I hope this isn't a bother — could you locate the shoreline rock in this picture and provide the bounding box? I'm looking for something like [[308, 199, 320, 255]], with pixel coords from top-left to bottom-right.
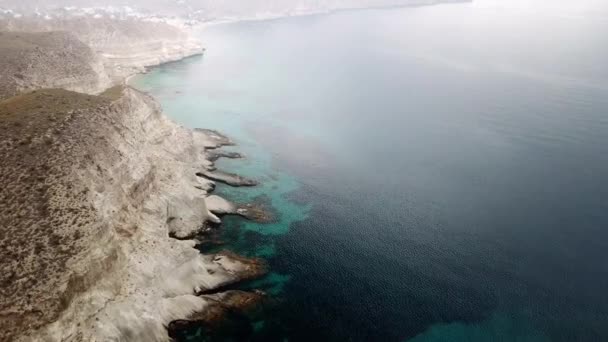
[[197, 170, 259, 187], [206, 150, 244, 162], [195, 128, 235, 147], [206, 195, 274, 223], [167, 290, 267, 341]]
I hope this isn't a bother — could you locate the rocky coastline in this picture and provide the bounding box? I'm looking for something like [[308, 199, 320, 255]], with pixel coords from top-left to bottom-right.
[[0, 16, 269, 342]]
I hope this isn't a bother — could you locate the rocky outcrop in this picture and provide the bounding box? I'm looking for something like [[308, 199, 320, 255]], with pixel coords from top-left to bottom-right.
[[0, 87, 262, 342], [206, 150, 244, 162], [207, 195, 273, 223], [167, 290, 267, 341], [197, 170, 259, 187], [0, 31, 111, 100]]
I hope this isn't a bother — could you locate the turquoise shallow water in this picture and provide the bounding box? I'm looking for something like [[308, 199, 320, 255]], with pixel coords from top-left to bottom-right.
[[132, 53, 310, 297], [132, 2, 608, 341]]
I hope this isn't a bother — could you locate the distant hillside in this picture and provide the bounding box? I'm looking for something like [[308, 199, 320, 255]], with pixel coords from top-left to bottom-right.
[[0, 16, 203, 80], [0, 31, 111, 100]]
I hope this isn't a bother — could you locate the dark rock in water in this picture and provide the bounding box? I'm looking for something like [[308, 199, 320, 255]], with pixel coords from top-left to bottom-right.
[[237, 204, 274, 223], [167, 320, 195, 338], [167, 290, 266, 342], [197, 170, 258, 187], [206, 150, 244, 162], [247, 194, 276, 223], [214, 250, 267, 282]]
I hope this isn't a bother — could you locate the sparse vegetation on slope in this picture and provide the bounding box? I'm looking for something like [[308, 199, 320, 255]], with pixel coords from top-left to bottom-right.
[[0, 89, 112, 341], [0, 16, 203, 80], [0, 31, 111, 101]]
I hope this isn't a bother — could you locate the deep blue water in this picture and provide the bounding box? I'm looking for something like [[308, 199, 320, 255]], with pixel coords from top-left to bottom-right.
[[132, 2, 608, 341]]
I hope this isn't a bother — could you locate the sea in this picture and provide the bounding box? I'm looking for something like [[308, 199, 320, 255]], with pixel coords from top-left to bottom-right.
[[131, 1, 608, 340]]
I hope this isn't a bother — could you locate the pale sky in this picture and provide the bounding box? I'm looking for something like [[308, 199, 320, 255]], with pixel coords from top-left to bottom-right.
[[471, 0, 608, 19]]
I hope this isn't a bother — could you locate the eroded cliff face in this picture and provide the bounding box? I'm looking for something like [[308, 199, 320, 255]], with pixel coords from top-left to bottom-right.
[[0, 87, 263, 342], [0, 31, 112, 100], [0, 17, 203, 81]]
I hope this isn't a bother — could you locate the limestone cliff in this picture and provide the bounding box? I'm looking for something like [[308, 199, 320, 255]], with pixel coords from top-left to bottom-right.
[[0, 31, 111, 101], [0, 87, 263, 341]]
